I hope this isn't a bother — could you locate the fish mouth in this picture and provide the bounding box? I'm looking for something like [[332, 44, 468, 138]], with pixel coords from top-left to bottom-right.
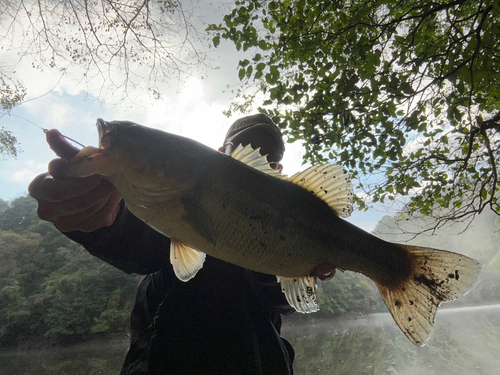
[[96, 118, 116, 149]]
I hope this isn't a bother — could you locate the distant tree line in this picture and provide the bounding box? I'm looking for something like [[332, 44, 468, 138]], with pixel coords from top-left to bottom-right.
[[1, 195, 499, 349], [0, 196, 138, 349], [372, 211, 500, 307]]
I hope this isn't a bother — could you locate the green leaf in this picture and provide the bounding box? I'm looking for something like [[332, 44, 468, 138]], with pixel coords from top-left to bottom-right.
[[211, 0, 500, 224], [213, 35, 220, 47], [239, 59, 250, 67], [246, 65, 253, 78], [258, 40, 270, 50], [238, 68, 245, 80]]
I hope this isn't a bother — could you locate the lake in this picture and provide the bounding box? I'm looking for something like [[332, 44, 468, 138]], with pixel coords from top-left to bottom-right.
[[282, 304, 500, 375], [1, 304, 499, 374]]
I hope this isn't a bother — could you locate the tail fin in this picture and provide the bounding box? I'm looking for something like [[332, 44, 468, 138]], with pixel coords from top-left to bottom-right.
[[375, 245, 481, 347]]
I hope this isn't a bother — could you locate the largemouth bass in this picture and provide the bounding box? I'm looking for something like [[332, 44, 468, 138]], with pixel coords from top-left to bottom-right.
[[60, 119, 481, 347]]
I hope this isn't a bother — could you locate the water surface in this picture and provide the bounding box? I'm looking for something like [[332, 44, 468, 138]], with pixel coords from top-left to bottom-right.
[[283, 304, 500, 375], [0, 339, 128, 375], [1, 305, 499, 374]]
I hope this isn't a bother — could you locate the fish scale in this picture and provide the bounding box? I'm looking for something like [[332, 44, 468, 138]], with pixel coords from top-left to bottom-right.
[[60, 118, 481, 347], [196, 159, 337, 275]]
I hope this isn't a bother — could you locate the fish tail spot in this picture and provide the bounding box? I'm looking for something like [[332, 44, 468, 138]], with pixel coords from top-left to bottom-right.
[[375, 244, 481, 347]]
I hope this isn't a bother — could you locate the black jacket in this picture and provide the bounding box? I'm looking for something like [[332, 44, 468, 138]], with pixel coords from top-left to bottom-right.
[[67, 205, 295, 374]]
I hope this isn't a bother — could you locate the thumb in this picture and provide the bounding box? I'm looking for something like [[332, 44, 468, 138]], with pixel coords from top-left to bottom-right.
[[46, 129, 81, 160]]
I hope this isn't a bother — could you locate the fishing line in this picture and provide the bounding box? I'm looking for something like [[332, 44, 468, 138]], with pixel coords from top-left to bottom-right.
[[9, 114, 86, 149]]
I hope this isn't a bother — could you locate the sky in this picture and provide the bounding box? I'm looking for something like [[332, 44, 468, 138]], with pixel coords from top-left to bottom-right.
[[0, 1, 253, 196], [0, 0, 388, 232]]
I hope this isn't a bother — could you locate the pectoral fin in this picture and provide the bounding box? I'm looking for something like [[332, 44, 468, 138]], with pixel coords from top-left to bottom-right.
[[277, 275, 319, 313], [170, 239, 206, 282], [182, 198, 217, 247]]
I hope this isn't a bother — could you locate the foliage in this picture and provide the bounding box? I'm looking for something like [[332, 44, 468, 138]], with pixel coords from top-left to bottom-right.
[[33, 247, 136, 338], [0, 0, 211, 157], [318, 272, 384, 315], [208, 0, 500, 231], [0, 75, 26, 113], [1, 194, 498, 350], [0, 0, 209, 104], [0, 127, 19, 159], [0, 196, 138, 349], [0, 75, 26, 157], [0, 196, 39, 233]]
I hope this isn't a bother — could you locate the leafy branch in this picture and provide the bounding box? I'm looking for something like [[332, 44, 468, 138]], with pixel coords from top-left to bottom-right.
[[209, 0, 500, 232]]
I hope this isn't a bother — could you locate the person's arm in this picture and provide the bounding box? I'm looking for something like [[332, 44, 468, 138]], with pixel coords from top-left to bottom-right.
[[65, 203, 171, 274], [248, 270, 296, 316]]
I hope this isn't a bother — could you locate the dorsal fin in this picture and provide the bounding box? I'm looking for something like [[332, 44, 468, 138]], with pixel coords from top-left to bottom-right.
[[230, 144, 353, 217], [288, 164, 354, 218], [230, 144, 287, 179]]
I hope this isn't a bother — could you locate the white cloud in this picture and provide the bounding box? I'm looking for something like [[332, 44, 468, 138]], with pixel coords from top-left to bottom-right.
[[0, 158, 49, 200], [21, 94, 94, 132], [0, 159, 46, 182], [0, 0, 313, 215]]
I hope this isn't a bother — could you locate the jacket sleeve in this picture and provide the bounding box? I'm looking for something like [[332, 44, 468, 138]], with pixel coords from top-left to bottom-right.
[[65, 203, 171, 275], [247, 270, 296, 316]]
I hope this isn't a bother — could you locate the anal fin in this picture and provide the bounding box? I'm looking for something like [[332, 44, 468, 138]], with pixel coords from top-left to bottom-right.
[[170, 239, 206, 282], [277, 275, 319, 313]]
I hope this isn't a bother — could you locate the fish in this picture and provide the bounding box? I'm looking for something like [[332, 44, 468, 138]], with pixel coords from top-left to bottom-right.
[[59, 118, 481, 347]]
